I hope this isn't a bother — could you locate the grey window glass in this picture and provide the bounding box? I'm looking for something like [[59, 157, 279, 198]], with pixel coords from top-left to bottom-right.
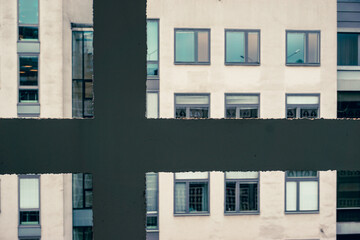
[[175, 31, 195, 62], [225, 182, 236, 211], [84, 174, 93, 189], [197, 31, 209, 62], [84, 99, 94, 117], [338, 91, 360, 118], [174, 183, 186, 213], [239, 183, 258, 211], [226, 107, 236, 118], [146, 216, 158, 229], [84, 82, 93, 99], [226, 32, 245, 63], [175, 108, 186, 118], [19, 0, 38, 24], [73, 174, 84, 208], [20, 56, 38, 86], [189, 182, 208, 213], [19, 26, 38, 41], [19, 89, 38, 103], [147, 21, 158, 61], [72, 32, 83, 79], [85, 191, 93, 208], [84, 32, 94, 79], [308, 33, 319, 63], [248, 32, 259, 63], [337, 171, 360, 208], [73, 227, 92, 240], [146, 174, 158, 212], [287, 33, 305, 63], [286, 171, 317, 177], [189, 107, 208, 118], [72, 81, 83, 117], [225, 94, 260, 118], [338, 33, 358, 66]]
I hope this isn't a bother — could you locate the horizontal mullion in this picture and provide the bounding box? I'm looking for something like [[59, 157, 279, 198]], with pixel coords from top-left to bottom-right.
[[226, 104, 259, 107], [19, 86, 39, 89], [20, 208, 39, 211], [226, 179, 259, 182], [174, 179, 208, 182]]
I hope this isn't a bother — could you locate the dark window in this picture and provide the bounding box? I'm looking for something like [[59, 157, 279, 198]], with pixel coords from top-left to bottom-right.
[[286, 94, 320, 119], [337, 91, 360, 118], [285, 171, 319, 213], [225, 30, 260, 64], [73, 227, 93, 240], [225, 172, 259, 213], [72, 31, 94, 118], [146, 173, 158, 231], [286, 31, 320, 65], [19, 55, 39, 104], [225, 94, 260, 118], [175, 29, 210, 64], [338, 33, 359, 66], [20, 211, 39, 225], [174, 94, 210, 119], [337, 171, 360, 222], [73, 173, 93, 209]]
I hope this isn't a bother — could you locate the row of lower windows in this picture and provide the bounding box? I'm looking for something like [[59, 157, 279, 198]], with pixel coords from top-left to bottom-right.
[[146, 171, 319, 230]]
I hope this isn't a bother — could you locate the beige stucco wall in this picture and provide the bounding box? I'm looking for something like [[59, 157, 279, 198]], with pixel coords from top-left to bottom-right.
[[147, 0, 338, 119], [158, 171, 336, 240], [0, 0, 93, 118]]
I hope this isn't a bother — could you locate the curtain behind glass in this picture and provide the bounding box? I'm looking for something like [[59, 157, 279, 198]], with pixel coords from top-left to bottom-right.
[[175, 183, 186, 213], [20, 178, 39, 209], [338, 33, 358, 66], [286, 182, 297, 211], [73, 174, 84, 208], [146, 174, 157, 212], [299, 181, 318, 210]]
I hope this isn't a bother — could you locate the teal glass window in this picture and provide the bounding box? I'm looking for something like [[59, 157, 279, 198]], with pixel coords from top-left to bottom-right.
[[147, 20, 159, 77], [19, 0, 39, 24], [286, 31, 320, 65], [225, 30, 260, 64]]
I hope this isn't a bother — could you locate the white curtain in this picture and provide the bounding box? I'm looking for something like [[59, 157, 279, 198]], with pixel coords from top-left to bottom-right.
[[175, 183, 186, 213], [175, 95, 209, 105], [20, 178, 39, 209], [226, 95, 259, 105], [146, 93, 158, 118], [226, 171, 259, 179], [287, 96, 319, 104], [175, 172, 208, 180], [286, 182, 297, 211], [299, 181, 318, 211]]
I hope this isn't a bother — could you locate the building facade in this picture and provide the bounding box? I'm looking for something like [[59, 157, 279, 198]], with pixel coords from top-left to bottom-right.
[[0, 173, 93, 240], [0, 0, 94, 118]]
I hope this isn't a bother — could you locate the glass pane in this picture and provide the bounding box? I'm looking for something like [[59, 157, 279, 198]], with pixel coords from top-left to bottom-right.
[[337, 171, 360, 208], [175, 108, 187, 119], [287, 108, 296, 118], [147, 20, 158, 61], [174, 183, 186, 213], [248, 32, 259, 63], [226, 31, 245, 63], [239, 183, 258, 211], [146, 92, 159, 118], [287, 95, 319, 104], [73, 173, 84, 208], [175, 95, 209, 104], [147, 63, 159, 76], [287, 33, 305, 64], [189, 107, 208, 118], [308, 33, 319, 63], [225, 182, 236, 212], [19, 0, 38, 24], [338, 33, 358, 66], [85, 190, 93, 208], [226, 107, 236, 118], [175, 31, 195, 62], [20, 211, 39, 225], [84, 99, 94, 117], [72, 32, 83, 79], [226, 171, 259, 179], [287, 171, 317, 177], [20, 56, 38, 86], [337, 91, 360, 118], [338, 209, 360, 222], [20, 178, 39, 209], [72, 81, 83, 117], [83, 32, 93, 79], [300, 108, 318, 118], [146, 173, 158, 211], [19, 89, 38, 103], [286, 181, 297, 211], [197, 31, 209, 62], [175, 172, 208, 179], [146, 216, 158, 229], [85, 81, 93, 99], [189, 182, 208, 212], [84, 227, 93, 240], [19, 26, 38, 41], [84, 174, 92, 189], [239, 108, 258, 118], [299, 181, 318, 211], [226, 95, 259, 105], [73, 228, 83, 240]]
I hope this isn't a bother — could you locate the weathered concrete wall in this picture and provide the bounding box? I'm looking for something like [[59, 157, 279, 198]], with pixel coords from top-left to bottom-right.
[[158, 171, 337, 240], [147, 0, 338, 119]]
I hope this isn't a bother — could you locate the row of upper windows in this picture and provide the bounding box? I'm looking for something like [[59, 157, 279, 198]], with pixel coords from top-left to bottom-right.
[[145, 171, 319, 230]]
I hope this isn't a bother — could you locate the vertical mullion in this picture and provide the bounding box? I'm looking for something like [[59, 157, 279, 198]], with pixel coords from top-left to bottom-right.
[[296, 181, 300, 211], [245, 31, 248, 63], [186, 107, 190, 119], [305, 32, 309, 64], [195, 31, 198, 63], [236, 107, 240, 119], [186, 182, 189, 213], [236, 181, 240, 212], [82, 32, 85, 117], [82, 173, 85, 209]]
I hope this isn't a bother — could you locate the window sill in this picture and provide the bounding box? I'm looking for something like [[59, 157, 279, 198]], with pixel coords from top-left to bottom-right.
[[146, 229, 159, 233], [224, 211, 260, 216], [286, 63, 320, 67], [338, 66, 360, 71], [174, 62, 210, 66], [225, 63, 260, 66], [174, 213, 210, 217], [285, 211, 319, 214]]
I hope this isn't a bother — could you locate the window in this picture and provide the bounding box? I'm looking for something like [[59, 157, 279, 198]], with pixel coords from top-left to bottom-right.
[[286, 31, 320, 65], [338, 33, 360, 66], [337, 171, 360, 222], [286, 94, 320, 119], [337, 91, 360, 118], [18, 0, 39, 41], [73, 227, 93, 240], [146, 92, 159, 118], [147, 19, 159, 78], [73, 173, 93, 209], [174, 94, 210, 119], [174, 172, 209, 215], [146, 173, 158, 231], [72, 30, 94, 118], [225, 94, 260, 118], [285, 171, 319, 213], [19, 175, 40, 225], [225, 30, 260, 64], [174, 29, 210, 64], [225, 172, 259, 214]]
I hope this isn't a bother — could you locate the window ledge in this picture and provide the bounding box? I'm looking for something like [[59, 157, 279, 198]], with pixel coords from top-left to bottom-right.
[[146, 229, 159, 233], [225, 63, 260, 66], [286, 63, 320, 67], [224, 211, 260, 216], [338, 66, 360, 71], [174, 62, 210, 66], [285, 211, 319, 214], [174, 213, 210, 217]]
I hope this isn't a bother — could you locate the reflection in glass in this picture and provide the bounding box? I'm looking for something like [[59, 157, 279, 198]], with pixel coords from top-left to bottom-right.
[[20, 56, 38, 86], [338, 33, 358, 66], [239, 183, 258, 211], [19, 26, 38, 41], [287, 33, 305, 63], [226, 31, 245, 63], [197, 32, 209, 62], [72, 81, 83, 117], [189, 182, 208, 212], [84, 32, 93, 79], [337, 91, 360, 118], [19, 0, 38, 24], [20, 211, 39, 225], [226, 182, 236, 211], [85, 191, 93, 208], [226, 107, 236, 118], [147, 63, 159, 76], [174, 183, 186, 213], [240, 108, 258, 118], [147, 21, 158, 61], [175, 108, 186, 119], [300, 109, 318, 118], [19, 90, 38, 103], [73, 174, 84, 208], [146, 216, 158, 229], [189, 108, 209, 118], [175, 32, 195, 62], [287, 108, 296, 118]]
